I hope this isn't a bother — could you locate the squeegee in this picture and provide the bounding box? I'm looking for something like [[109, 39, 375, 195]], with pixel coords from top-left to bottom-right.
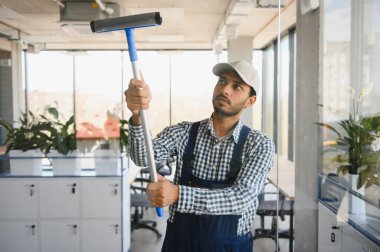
[[90, 13, 163, 217]]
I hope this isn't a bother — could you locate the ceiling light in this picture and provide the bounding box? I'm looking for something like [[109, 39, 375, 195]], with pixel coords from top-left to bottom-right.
[[0, 5, 25, 19]]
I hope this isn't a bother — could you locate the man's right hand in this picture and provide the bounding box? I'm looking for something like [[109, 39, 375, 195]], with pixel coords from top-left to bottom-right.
[[124, 77, 152, 125]]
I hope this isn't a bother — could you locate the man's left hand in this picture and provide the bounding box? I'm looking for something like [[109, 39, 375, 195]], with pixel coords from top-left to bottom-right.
[[147, 174, 179, 207]]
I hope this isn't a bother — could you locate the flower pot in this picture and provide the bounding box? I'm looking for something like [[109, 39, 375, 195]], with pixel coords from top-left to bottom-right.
[[8, 150, 43, 175], [349, 174, 366, 222], [94, 149, 123, 175], [49, 150, 81, 176]]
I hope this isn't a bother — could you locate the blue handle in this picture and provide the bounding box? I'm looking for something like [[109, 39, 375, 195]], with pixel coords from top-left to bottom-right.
[[125, 28, 163, 218], [156, 207, 164, 217], [125, 28, 138, 62]]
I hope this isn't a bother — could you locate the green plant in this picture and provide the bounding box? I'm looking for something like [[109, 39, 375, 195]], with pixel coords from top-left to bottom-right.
[[42, 106, 77, 155], [319, 90, 380, 189], [0, 111, 52, 154], [119, 119, 129, 153]]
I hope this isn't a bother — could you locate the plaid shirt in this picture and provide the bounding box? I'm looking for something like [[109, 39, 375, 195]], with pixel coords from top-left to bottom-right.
[[129, 117, 274, 235]]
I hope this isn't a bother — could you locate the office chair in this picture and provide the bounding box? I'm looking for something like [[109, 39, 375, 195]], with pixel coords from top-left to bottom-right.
[[130, 158, 174, 238], [254, 181, 293, 251]]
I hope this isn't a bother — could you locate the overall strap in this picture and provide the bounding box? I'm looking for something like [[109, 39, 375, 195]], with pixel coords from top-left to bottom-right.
[[182, 121, 201, 166], [227, 125, 251, 181]]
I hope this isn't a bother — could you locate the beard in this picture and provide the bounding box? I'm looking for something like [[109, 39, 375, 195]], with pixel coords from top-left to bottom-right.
[[212, 95, 247, 117]]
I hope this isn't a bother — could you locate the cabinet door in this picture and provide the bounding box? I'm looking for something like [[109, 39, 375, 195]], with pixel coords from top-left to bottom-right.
[[0, 221, 39, 252], [40, 220, 80, 252], [40, 179, 80, 218], [341, 225, 377, 252], [0, 179, 38, 218], [82, 178, 121, 218], [82, 220, 121, 252], [318, 203, 342, 251]]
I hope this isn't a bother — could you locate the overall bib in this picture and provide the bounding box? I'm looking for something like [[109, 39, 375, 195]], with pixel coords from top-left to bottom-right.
[[161, 122, 253, 252]]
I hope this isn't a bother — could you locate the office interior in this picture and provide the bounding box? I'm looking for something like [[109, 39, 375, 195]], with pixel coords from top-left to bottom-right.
[[0, 0, 379, 251]]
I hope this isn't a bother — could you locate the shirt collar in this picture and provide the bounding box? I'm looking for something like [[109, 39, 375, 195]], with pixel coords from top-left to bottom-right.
[[199, 114, 243, 144]]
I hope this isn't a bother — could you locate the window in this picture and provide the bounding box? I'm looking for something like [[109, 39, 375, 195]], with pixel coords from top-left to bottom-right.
[[24, 49, 263, 142], [26, 51, 74, 119]]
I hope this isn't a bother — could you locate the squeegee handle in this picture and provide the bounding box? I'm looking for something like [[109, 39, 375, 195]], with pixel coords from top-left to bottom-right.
[[125, 28, 163, 218]]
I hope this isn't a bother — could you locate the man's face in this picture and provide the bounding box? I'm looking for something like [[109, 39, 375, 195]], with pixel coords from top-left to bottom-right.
[[212, 70, 256, 117]]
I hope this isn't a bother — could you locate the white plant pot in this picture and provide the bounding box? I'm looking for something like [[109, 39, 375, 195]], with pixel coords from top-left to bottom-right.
[[349, 174, 366, 222], [94, 149, 123, 175], [8, 150, 43, 175], [49, 150, 81, 176]]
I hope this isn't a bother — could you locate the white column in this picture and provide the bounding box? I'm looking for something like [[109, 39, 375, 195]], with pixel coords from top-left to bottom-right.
[[227, 36, 257, 128], [294, 0, 321, 251]]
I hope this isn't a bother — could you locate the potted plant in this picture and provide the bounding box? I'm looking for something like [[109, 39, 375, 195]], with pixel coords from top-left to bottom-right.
[[0, 111, 52, 175], [43, 106, 80, 175], [319, 86, 380, 224], [319, 103, 380, 190]]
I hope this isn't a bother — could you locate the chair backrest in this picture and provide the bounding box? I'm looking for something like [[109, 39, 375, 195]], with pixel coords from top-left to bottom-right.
[[320, 173, 348, 209]]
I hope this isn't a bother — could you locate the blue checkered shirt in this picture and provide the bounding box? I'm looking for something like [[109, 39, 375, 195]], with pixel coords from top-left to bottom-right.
[[129, 117, 274, 235]]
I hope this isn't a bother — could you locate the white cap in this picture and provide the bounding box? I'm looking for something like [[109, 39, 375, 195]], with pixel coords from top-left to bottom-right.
[[212, 60, 260, 95]]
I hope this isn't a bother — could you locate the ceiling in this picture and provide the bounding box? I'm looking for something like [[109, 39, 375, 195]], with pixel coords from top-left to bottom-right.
[[0, 0, 296, 51]]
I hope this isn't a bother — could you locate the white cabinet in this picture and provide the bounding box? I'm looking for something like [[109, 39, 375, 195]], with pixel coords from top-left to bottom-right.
[[341, 225, 377, 252], [0, 221, 39, 252], [0, 175, 130, 252], [40, 179, 80, 218], [318, 203, 342, 251], [318, 202, 380, 252], [0, 180, 38, 219], [82, 220, 121, 252], [82, 179, 121, 218], [40, 220, 80, 252]]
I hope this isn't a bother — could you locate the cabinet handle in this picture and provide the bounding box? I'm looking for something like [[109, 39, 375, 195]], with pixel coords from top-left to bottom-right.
[[68, 183, 77, 194], [331, 225, 339, 230], [330, 232, 335, 243], [25, 184, 35, 196], [26, 224, 36, 235], [109, 183, 119, 195], [68, 224, 78, 235], [115, 224, 119, 235]]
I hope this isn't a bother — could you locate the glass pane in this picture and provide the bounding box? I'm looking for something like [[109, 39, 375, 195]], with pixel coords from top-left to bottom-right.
[[123, 51, 170, 137], [253, 50, 263, 131], [263, 46, 275, 139], [27, 51, 74, 118], [279, 35, 290, 157], [170, 51, 217, 124], [75, 51, 122, 145], [321, 0, 380, 246]]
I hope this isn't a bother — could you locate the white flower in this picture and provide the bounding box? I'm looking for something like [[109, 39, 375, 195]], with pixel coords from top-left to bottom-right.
[[371, 134, 380, 152], [358, 82, 373, 101]]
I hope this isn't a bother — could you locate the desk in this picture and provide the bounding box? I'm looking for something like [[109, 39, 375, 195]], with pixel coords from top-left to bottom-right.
[[266, 155, 295, 252]]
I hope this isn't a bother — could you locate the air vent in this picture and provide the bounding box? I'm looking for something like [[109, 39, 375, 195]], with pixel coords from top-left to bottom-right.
[[60, 1, 119, 22], [60, 1, 120, 35]]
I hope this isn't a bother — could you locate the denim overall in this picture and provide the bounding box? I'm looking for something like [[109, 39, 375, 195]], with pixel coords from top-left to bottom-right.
[[161, 122, 253, 252]]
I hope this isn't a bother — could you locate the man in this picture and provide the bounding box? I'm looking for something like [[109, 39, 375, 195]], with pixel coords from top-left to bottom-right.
[[125, 60, 274, 251]]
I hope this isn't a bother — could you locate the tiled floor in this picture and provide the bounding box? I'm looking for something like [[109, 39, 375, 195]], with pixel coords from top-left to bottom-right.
[[130, 207, 291, 252]]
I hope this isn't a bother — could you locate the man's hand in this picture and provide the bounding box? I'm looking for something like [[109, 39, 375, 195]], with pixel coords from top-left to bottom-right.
[[147, 174, 179, 207], [124, 75, 152, 125]]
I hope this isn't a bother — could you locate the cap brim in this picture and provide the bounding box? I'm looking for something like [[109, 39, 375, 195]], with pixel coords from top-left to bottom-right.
[[212, 63, 251, 87]]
